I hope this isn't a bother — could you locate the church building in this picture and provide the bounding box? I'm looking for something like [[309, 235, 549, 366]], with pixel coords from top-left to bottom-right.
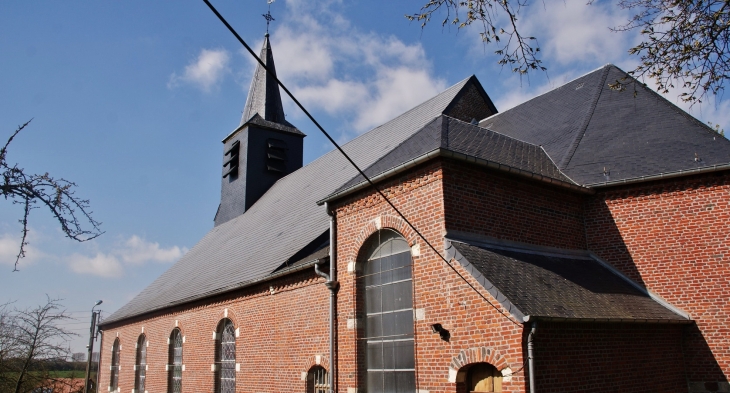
[[97, 32, 730, 393]]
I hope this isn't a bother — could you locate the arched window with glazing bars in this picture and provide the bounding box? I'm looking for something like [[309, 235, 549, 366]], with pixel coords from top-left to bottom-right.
[[109, 338, 120, 392], [215, 319, 236, 393], [360, 229, 415, 393], [168, 328, 183, 393], [134, 334, 147, 393], [306, 365, 329, 393]]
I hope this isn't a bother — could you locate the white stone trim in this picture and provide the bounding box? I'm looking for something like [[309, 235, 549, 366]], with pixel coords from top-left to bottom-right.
[[414, 308, 426, 321], [411, 243, 421, 257]]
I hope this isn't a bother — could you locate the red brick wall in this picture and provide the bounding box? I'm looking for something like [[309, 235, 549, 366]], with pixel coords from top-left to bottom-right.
[[441, 160, 587, 250], [333, 159, 528, 393], [97, 269, 330, 393], [585, 172, 730, 390], [534, 322, 687, 393]]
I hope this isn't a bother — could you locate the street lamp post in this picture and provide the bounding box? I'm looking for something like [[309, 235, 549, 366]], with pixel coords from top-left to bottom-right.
[[84, 300, 102, 393]]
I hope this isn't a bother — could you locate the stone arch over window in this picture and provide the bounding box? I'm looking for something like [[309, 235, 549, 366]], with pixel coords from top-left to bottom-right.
[[214, 318, 236, 393], [355, 215, 419, 252], [134, 334, 147, 393], [109, 338, 120, 392], [448, 347, 512, 390], [167, 328, 183, 393], [357, 229, 415, 393], [306, 365, 329, 393]]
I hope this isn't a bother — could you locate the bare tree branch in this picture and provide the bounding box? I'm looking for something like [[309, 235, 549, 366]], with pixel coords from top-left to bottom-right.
[[1, 120, 103, 271], [405, 0, 545, 76], [407, 0, 730, 105]]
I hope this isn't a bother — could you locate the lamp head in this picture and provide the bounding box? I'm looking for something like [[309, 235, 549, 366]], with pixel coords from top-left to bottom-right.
[[95, 300, 103, 306]]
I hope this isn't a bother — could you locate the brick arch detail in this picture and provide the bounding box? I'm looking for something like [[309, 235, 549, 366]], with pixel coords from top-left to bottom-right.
[[447, 346, 510, 383], [214, 308, 240, 333], [354, 215, 419, 253], [301, 354, 330, 373]]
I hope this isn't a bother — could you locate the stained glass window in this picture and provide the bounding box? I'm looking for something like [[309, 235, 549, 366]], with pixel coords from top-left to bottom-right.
[[168, 328, 183, 393], [109, 338, 120, 392], [362, 230, 415, 393], [135, 335, 147, 392], [215, 319, 236, 393]]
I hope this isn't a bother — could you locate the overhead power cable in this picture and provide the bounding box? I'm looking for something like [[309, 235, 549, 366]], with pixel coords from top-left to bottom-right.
[[201, 0, 522, 328]]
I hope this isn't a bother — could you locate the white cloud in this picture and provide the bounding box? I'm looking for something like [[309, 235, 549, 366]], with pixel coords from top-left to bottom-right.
[[169, 48, 231, 92], [0, 232, 44, 268], [259, 4, 446, 135], [522, 0, 637, 67], [66, 235, 187, 278], [119, 235, 186, 265], [68, 253, 123, 278]]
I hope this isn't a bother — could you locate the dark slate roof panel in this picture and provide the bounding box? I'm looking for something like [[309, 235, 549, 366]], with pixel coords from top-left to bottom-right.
[[244, 113, 305, 136], [335, 115, 573, 193], [103, 76, 478, 324], [566, 66, 730, 184], [481, 64, 730, 185], [241, 34, 287, 126], [450, 240, 686, 321]]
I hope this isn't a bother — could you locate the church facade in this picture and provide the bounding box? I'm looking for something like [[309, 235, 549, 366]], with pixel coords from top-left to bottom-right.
[[97, 34, 730, 393]]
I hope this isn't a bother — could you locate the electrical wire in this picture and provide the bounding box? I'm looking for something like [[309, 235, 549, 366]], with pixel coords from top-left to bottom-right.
[[201, 0, 523, 329]]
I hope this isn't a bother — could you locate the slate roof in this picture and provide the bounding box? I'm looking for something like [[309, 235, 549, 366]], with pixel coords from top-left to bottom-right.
[[445, 238, 688, 322], [240, 34, 290, 127], [102, 76, 486, 325], [328, 115, 576, 199], [480, 64, 730, 185]]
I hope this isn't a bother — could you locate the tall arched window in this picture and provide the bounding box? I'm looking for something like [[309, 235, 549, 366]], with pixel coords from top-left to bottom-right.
[[215, 319, 236, 393], [134, 334, 147, 393], [109, 338, 120, 392], [467, 363, 502, 392], [168, 328, 183, 393], [361, 229, 415, 393]]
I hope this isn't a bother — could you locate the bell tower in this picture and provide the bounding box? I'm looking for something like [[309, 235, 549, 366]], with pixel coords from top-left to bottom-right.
[[214, 33, 305, 227]]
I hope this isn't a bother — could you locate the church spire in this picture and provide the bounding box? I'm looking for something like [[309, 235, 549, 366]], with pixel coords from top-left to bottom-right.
[[240, 34, 286, 127]]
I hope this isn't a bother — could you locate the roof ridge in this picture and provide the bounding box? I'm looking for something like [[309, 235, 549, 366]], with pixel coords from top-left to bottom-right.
[[481, 64, 612, 123], [445, 114, 545, 149], [558, 65, 611, 169]]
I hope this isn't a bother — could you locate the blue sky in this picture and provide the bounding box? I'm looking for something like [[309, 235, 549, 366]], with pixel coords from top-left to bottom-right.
[[1, 0, 728, 354]]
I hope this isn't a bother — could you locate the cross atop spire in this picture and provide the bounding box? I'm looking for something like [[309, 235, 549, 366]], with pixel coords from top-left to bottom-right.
[[263, 0, 275, 35]]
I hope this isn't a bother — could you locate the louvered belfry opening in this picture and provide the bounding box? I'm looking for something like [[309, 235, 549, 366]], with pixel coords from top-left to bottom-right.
[[214, 32, 304, 227]]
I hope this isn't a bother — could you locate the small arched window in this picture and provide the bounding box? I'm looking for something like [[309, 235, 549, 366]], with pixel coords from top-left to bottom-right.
[[168, 328, 183, 393], [306, 365, 329, 393], [134, 334, 147, 393], [215, 319, 236, 393], [109, 338, 120, 392], [360, 229, 415, 393], [467, 363, 502, 392]]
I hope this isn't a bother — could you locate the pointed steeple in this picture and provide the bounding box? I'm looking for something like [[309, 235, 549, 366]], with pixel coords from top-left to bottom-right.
[[240, 33, 286, 126]]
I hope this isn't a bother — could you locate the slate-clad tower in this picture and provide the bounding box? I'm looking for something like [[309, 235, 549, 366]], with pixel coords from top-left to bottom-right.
[[215, 33, 305, 227]]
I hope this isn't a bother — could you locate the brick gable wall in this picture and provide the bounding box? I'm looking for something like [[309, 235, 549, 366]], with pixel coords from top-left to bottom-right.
[[332, 159, 528, 393], [585, 172, 730, 392]]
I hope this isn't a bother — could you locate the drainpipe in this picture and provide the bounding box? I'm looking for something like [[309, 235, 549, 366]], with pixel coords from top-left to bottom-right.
[[527, 321, 537, 393], [320, 202, 338, 393]]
